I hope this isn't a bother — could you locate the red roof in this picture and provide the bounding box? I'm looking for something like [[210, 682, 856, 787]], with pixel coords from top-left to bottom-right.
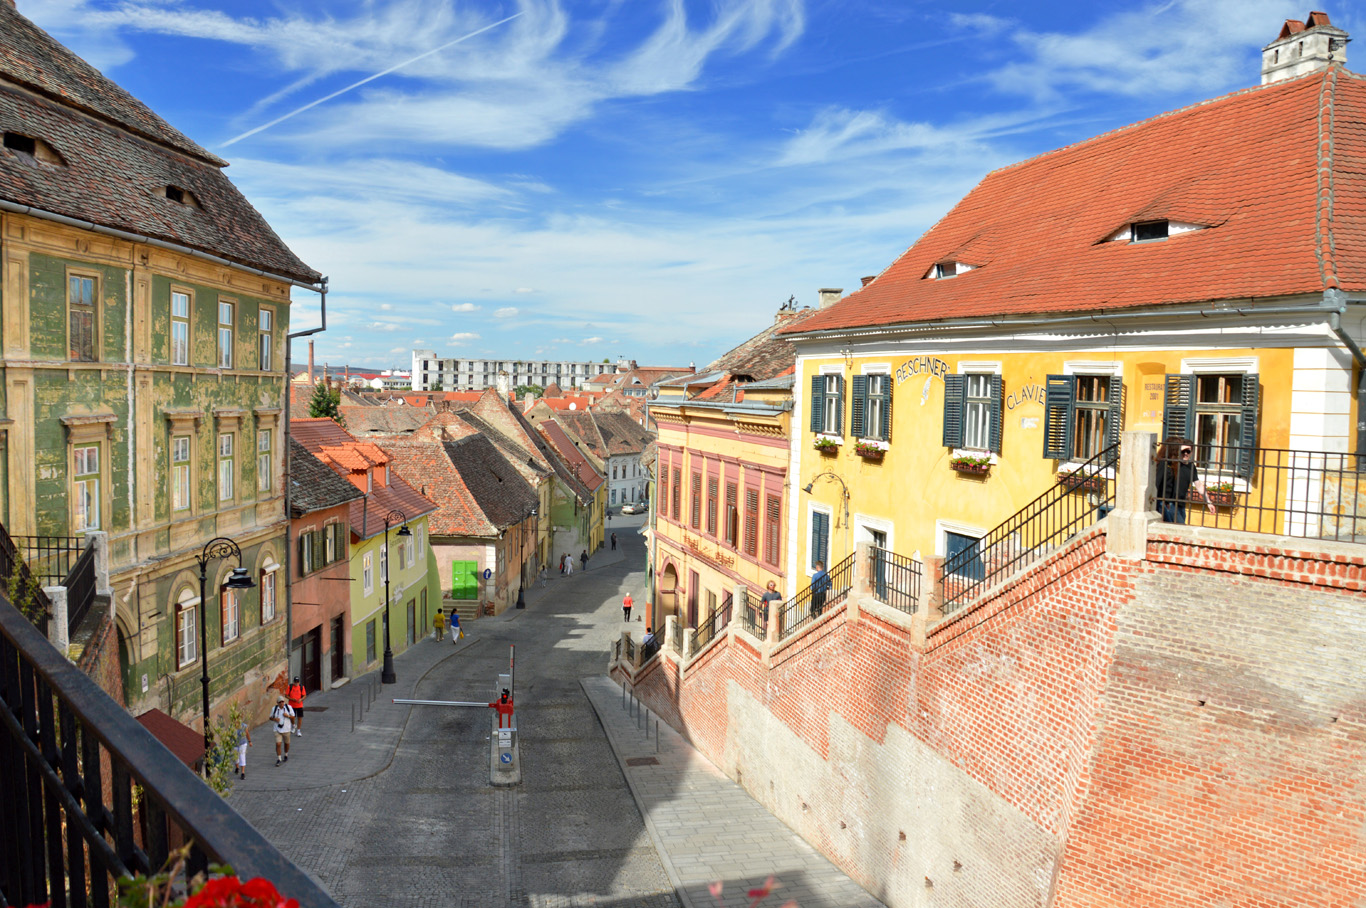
[[788, 68, 1366, 336], [136, 709, 205, 768]]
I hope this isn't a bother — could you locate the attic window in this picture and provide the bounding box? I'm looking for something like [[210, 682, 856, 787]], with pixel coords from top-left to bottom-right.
[[4, 132, 65, 166], [1131, 220, 1169, 242], [164, 185, 202, 209], [927, 261, 975, 280]]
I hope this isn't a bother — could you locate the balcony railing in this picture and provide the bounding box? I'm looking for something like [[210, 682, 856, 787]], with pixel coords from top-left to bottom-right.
[[1156, 445, 1365, 542], [0, 526, 52, 629], [64, 544, 98, 637], [942, 442, 1119, 615], [777, 553, 854, 640], [13, 536, 86, 586], [691, 595, 731, 651], [0, 596, 341, 908], [738, 587, 767, 637], [868, 546, 921, 614]]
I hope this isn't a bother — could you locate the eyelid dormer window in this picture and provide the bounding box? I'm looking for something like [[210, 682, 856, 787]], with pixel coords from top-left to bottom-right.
[[164, 185, 202, 209], [4, 132, 65, 166], [928, 261, 977, 280], [1131, 220, 1169, 242]]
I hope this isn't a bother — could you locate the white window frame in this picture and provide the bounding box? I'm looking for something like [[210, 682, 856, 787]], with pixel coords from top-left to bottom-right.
[[954, 361, 1002, 462], [416, 524, 425, 558], [1179, 356, 1260, 490], [380, 545, 388, 584], [363, 551, 374, 595], [1059, 360, 1123, 474], [217, 300, 234, 369], [218, 433, 234, 502], [260, 561, 280, 623], [170, 290, 191, 366], [73, 444, 100, 531], [934, 518, 987, 559], [257, 428, 272, 493], [220, 586, 239, 644], [172, 435, 192, 512], [258, 306, 274, 371], [859, 364, 892, 443], [176, 590, 199, 669]]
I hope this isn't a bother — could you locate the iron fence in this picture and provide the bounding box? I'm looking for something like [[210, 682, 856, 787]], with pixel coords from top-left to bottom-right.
[[0, 526, 52, 629], [623, 635, 636, 663], [868, 547, 921, 614], [739, 587, 768, 637], [0, 596, 341, 908], [777, 553, 854, 640], [1155, 445, 1365, 543], [613, 638, 621, 662], [64, 544, 98, 638], [14, 536, 86, 585], [690, 595, 731, 652], [942, 442, 1119, 615]]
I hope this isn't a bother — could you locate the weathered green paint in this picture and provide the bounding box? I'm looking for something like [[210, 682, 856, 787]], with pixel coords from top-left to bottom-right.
[[348, 515, 437, 673], [28, 253, 128, 362]]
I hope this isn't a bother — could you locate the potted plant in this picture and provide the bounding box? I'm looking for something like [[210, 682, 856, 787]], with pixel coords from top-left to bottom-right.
[[949, 453, 991, 474], [1195, 481, 1238, 507], [854, 439, 888, 460], [813, 435, 839, 455], [1058, 470, 1105, 494]]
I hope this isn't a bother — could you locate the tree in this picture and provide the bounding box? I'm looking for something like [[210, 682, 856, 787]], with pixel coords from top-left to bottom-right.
[[308, 380, 344, 425], [514, 384, 544, 397]]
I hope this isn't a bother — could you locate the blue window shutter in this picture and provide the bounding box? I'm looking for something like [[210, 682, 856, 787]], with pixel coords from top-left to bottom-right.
[[833, 377, 844, 436], [1162, 374, 1196, 441], [988, 374, 1004, 454], [1042, 375, 1074, 460], [879, 379, 893, 442], [850, 375, 868, 439], [811, 512, 829, 567], [1105, 375, 1124, 450], [942, 374, 965, 448], [1236, 374, 1260, 478], [810, 375, 825, 433]]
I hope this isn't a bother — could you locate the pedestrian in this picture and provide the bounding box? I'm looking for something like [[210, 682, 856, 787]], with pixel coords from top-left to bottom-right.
[[234, 717, 251, 781], [559, 553, 566, 574], [286, 676, 307, 736], [270, 695, 294, 766], [565, 554, 574, 576], [760, 579, 782, 625], [623, 592, 633, 622], [433, 608, 446, 642], [580, 550, 588, 572], [611, 532, 617, 551], [810, 561, 831, 619], [641, 626, 658, 660], [1155, 436, 1216, 524], [450, 611, 463, 643]]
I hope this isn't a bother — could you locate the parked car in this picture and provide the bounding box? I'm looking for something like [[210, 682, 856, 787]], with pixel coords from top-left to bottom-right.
[[620, 502, 643, 515]]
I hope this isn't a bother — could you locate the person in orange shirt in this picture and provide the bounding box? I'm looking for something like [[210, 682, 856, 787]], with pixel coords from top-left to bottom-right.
[[622, 592, 633, 622], [286, 676, 307, 736]]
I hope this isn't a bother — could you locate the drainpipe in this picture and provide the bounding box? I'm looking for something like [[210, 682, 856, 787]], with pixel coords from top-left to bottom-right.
[[283, 281, 329, 674], [1325, 293, 1366, 455]]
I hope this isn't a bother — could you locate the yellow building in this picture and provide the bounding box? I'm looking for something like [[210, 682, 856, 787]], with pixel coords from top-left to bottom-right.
[[649, 311, 815, 630], [781, 56, 1366, 613]]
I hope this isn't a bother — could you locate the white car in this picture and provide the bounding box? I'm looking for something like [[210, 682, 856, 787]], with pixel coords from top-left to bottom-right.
[[620, 502, 643, 515]]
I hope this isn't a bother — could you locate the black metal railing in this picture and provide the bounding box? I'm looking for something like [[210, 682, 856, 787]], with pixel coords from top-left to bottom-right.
[[14, 536, 86, 585], [778, 553, 854, 640], [691, 595, 731, 651], [868, 547, 921, 614], [0, 596, 341, 908], [64, 544, 98, 637], [613, 638, 621, 662], [623, 635, 636, 663], [0, 526, 52, 629], [1155, 445, 1365, 543], [739, 587, 768, 637], [943, 442, 1119, 615]]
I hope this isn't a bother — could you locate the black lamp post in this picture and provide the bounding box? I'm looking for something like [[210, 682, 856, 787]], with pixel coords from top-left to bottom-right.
[[381, 509, 410, 684], [195, 536, 255, 752]]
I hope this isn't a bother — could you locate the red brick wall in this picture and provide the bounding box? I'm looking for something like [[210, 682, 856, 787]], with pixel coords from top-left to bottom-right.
[[77, 610, 125, 707]]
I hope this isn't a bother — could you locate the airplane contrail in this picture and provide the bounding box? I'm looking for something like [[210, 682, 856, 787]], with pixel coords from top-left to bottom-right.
[[220, 11, 523, 148]]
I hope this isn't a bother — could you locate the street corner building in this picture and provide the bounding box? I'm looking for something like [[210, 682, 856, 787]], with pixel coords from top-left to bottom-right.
[[0, 1, 324, 730]]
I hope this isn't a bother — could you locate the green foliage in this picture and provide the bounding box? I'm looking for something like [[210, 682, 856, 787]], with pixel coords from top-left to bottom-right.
[[7, 566, 48, 626], [514, 384, 544, 397], [204, 702, 246, 798], [307, 381, 344, 426]]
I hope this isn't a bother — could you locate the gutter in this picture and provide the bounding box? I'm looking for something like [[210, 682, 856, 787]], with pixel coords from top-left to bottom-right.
[[1325, 290, 1366, 454]]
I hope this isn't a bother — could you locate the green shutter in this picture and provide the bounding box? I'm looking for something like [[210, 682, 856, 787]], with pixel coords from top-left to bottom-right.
[[988, 374, 1004, 454], [942, 374, 965, 448], [810, 375, 826, 433], [1105, 375, 1124, 451], [811, 512, 830, 567], [1043, 375, 1075, 460], [1236, 374, 1260, 478], [832, 376, 844, 436], [880, 379, 893, 442], [1162, 374, 1196, 441], [850, 375, 868, 439]]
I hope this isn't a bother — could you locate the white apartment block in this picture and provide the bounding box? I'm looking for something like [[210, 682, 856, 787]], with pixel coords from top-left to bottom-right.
[[411, 350, 615, 392]]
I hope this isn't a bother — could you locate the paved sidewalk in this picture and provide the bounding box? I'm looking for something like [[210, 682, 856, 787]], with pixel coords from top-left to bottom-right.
[[581, 676, 885, 908]]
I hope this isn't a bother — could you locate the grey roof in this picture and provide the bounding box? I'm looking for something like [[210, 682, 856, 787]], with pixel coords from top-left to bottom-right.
[[289, 439, 364, 517], [741, 374, 796, 390]]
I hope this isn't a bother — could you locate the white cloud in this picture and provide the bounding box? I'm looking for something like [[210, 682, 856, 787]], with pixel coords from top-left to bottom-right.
[[451, 303, 480, 313], [449, 332, 480, 344], [580, 336, 604, 345], [495, 307, 520, 319], [379, 303, 393, 311], [514, 287, 535, 294]]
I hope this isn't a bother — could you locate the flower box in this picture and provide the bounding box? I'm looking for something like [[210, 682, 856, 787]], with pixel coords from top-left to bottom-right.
[[854, 441, 887, 459], [950, 457, 991, 474], [1058, 472, 1105, 494], [813, 436, 840, 455], [1192, 486, 1238, 508]]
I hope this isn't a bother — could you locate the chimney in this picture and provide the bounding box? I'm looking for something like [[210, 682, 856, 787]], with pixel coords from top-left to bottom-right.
[[860, 275, 876, 287], [818, 288, 844, 309], [308, 340, 315, 384], [1262, 11, 1348, 84]]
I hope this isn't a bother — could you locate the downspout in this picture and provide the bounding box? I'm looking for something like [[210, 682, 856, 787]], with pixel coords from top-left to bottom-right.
[[283, 280, 328, 673], [1326, 299, 1366, 455]]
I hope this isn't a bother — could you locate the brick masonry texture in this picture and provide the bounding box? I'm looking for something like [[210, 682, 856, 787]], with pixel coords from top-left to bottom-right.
[[616, 525, 1366, 908]]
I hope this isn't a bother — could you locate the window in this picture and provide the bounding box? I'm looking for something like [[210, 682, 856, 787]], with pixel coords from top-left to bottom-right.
[[258, 307, 273, 371], [764, 494, 781, 567], [366, 619, 376, 663], [406, 531, 415, 568], [852, 374, 893, 441], [945, 530, 984, 581], [217, 300, 234, 369], [935, 262, 957, 279], [1163, 372, 1260, 477], [176, 591, 198, 669], [362, 552, 374, 595], [1042, 374, 1123, 461], [171, 291, 190, 366], [68, 274, 96, 362], [257, 429, 272, 493], [705, 589, 717, 618], [172, 435, 191, 512], [744, 488, 759, 557], [260, 568, 276, 623], [809, 510, 830, 571], [218, 433, 234, 501], [1131, 220, 1169, 242], [73, 445, 99, 531], [451, 560, 479, 599], [943, 373, 1002, 453], [221, 587, 239, 644], [706, 477, 718, 536], [416, 524, 425, 558], [324, 522, 337, 565], [809, 374, 844, 435], [671, 467, 681, 521], [724, 482, 739, 547], [690, 472, 702, 529], [611, 489, 617, 505], [380, 546, 388, 584]]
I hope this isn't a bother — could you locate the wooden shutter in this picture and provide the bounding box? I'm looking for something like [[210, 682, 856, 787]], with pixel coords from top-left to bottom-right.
[[811, 511, 830, 567], [1236, 374, 1261, 478], [690, 472, 702, 529], [988, 374, 1004, 454], [1162, 374, 1196, 441], [850, 375, 868, 439], [744, 489, 759, 556], [706, 477, 718, 536], [810, 375, 826, 433], [725, 483, 738, 547], [1105, 375, 1124, 451], [877, 376, 893, 442], [942, 374, 965, 448], [764, 494, 781, 566], [1042, 375, 1075, 460], [832, 376, 844, 436]]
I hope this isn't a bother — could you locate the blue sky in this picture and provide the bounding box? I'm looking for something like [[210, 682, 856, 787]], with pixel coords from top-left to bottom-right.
[[23, 0, 1359, 372]]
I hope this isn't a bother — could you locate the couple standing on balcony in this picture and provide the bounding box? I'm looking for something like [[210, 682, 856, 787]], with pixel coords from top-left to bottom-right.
[[1156, 438, 1218, 525]]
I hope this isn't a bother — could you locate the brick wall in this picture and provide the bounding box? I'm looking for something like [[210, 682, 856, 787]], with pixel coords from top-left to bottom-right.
[[77, 611, 125, 708], [617, 525, 1366, 908]]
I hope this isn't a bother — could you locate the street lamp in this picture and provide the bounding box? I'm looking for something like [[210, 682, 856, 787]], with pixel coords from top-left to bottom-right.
[[195, 536, 255, 752], [381, 509, 410, 684], [802, 471, 852, 556]]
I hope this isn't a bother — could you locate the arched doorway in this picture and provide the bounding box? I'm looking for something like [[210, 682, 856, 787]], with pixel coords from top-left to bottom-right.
[[657, 564, 678, 625]]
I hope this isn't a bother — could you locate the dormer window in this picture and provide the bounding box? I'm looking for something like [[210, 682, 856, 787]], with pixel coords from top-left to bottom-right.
[[928, 261, 976, 280], [4, 132, 65, 166], [1131, 220, 1169, 242], [163, 185, 202, 209]]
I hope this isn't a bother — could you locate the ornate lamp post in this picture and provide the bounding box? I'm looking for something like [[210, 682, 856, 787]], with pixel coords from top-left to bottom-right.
[[195, 537, 255, 752], [381, 509, 410, 684]]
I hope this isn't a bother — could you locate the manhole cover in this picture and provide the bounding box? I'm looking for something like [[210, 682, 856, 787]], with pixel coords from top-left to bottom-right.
[[625, 757, 659, 767]]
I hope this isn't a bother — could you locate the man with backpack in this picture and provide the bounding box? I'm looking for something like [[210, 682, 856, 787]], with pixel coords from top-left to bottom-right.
[[271, 694, 295, 766], [286, 676, 307, 736]]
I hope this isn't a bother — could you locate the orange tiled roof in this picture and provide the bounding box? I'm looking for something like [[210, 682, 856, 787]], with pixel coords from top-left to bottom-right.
[[787, 68, 1366, 336]]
